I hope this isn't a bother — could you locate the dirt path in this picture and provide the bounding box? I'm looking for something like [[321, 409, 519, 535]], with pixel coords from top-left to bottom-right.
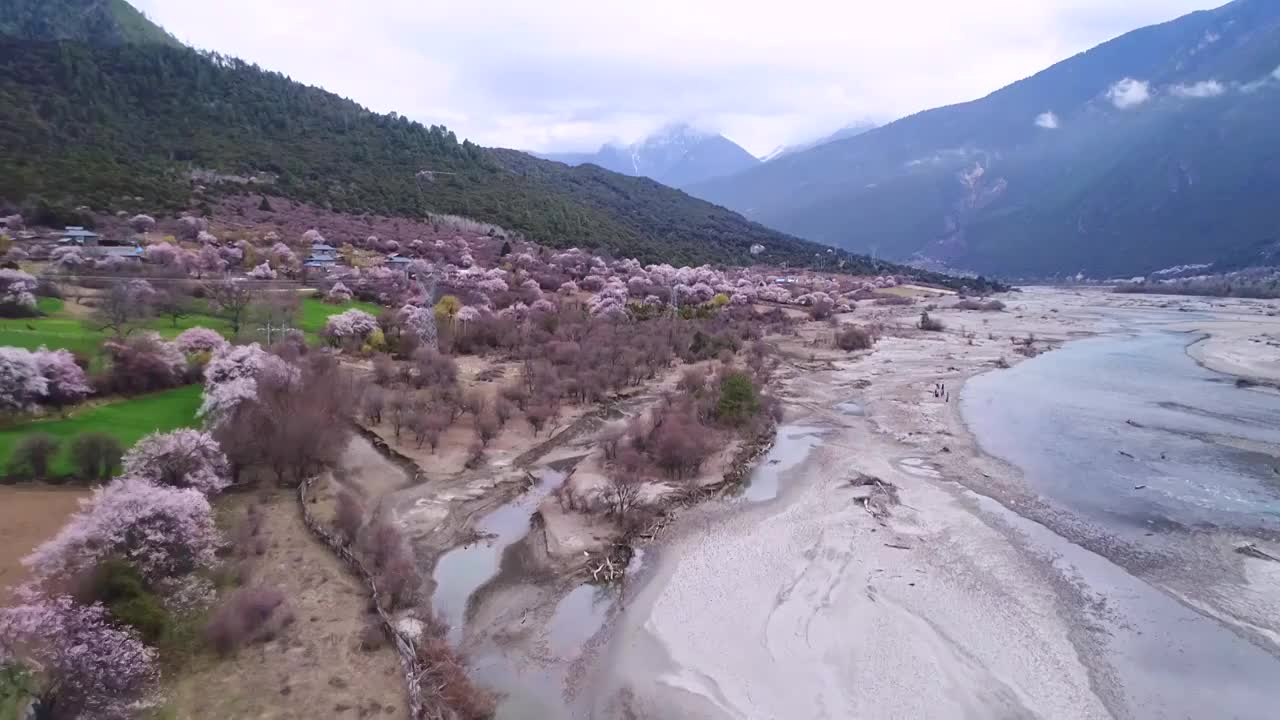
[[0, 484, 87, 604], [167, 489, 408, 720]]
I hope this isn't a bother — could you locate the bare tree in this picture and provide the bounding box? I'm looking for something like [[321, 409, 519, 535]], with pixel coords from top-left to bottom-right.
[[606, 469, 643, 518], [95, 280, 152, 337], [362, 385, 386, 425], [475, 410, 499, 447], [462, 389, 488, 419], [153, 285, 194, 328], [387, 393, 410, 440], [205, 279, 258, 337], [492, 396, 514, 427], [220, 354, 359, 485]]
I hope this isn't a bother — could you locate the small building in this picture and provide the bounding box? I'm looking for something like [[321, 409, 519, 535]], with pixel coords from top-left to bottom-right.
[[59, 226, 100, 246], [84, 244, 143, 261], [386, 254, 412, 274], [305, 240, 339, 270]]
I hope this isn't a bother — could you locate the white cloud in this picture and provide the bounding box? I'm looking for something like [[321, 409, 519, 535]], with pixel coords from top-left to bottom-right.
[[1170, 79, 1225, 98], [132, 0, 1219, 154], [1107, 78, 1152, 109], [1034, 111, 1060, 129], [1274, 65, 1280, 80]]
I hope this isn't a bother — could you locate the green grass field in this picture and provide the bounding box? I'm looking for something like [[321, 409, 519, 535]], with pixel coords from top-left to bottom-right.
[[0, 384, 203, 478], [0, 294, 382, 359], [0, 291, 382, 478]]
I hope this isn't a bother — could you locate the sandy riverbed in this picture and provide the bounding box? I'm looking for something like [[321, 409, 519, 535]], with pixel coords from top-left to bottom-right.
[[580, 287, 1280, 720]]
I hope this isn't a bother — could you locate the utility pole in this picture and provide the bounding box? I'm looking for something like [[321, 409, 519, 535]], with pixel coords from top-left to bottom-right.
[[258, 323, 293, 345], [414, 264, 440, 350]]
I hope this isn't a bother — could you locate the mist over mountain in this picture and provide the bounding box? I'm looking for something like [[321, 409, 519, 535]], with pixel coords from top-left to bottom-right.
[[761, 120, 879, 162], [537, 124, 761, 188], [688, 0, 1280, 278]]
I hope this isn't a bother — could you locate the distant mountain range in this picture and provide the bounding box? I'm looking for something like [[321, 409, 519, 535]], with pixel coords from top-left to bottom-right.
[[688, 0, 1280, 278], [536, 124, 760, 188]]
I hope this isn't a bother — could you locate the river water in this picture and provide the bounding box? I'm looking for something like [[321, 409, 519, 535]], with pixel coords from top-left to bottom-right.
[[960, 317, 1280, 718], [962, 327, 1280, 538]]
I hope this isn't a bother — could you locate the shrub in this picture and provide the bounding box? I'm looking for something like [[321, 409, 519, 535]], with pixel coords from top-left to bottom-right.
[[433, 295, 462, 323], [917, 311, 945, 331], [414, 630, 495, 720], [808, 297, 834, 320], [70, 432, 124, 482], [100, 333, 186, 396], [82, 558, 171, 645], [715, 372, 759, 427], [835, 325, 876, 351], [678, 366, 708, 394], [334, 490, 364, 544], [10, 433, 59, 479], [955, 298, 1005, 311], [205, 587, 292, 656], [650, 407, 715, 478]]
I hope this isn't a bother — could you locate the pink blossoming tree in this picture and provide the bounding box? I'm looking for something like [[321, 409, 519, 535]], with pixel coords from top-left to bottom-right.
[[0, 595, 158, 720], [174, 327, 229, 355], [321, 309, 378, 345], [121, 429, 230, 495], [24, 476, 220, 584], [0, 347, 48, 412], [34, 348, 91, 412]]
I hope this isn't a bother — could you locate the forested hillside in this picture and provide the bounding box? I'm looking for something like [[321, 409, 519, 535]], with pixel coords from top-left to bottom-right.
[[0, 3, 991, 286], [0, 0, 178, 46]]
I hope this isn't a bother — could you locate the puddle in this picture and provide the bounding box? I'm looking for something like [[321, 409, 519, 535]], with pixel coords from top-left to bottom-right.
[[742, 425, 825, 502], [895, 457, 942, 478], [432, 470, 565, 645], [836, 401, 866, 416], [546, 584, 614, 658]]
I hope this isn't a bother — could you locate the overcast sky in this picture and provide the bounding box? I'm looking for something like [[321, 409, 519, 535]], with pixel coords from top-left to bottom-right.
[[133, 0, 1221, 156]]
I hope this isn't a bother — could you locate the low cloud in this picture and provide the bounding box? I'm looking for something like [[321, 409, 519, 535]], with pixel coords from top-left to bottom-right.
[[1274, 64, 1280, 80], [133, 0, 1223, 154], [1170, 79, 1225, 98], [1034, 111, 1060, 129], [1107, 78, 1151, 109]]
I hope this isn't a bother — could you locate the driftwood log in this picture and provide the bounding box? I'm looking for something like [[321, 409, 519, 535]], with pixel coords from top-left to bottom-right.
[[849, 473, 900, 521], [1236, 543, 1280, 562]]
